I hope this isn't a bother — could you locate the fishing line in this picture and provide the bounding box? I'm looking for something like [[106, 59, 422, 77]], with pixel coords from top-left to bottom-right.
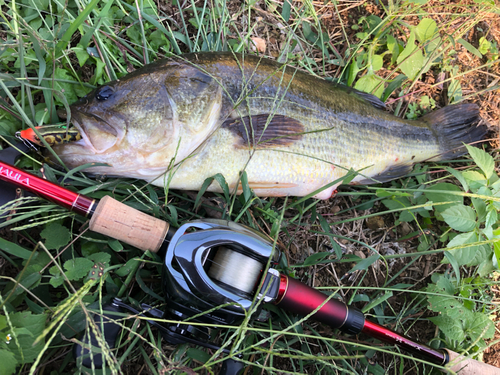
[[206, 246, 263, 295]]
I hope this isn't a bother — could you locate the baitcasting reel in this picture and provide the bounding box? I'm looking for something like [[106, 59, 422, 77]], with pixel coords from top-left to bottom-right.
[[163, 219, 281, 325], [75, 219, 281, 373]]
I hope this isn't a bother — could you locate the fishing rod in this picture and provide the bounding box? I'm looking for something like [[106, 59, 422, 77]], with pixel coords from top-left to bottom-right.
[[0, 159, 498, 374]]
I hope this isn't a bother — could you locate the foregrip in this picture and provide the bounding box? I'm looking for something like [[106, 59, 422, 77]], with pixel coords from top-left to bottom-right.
[[89, 195, 169, 252]]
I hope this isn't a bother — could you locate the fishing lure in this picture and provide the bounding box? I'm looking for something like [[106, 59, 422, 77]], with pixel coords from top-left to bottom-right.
[[17, 125, 81, 148]]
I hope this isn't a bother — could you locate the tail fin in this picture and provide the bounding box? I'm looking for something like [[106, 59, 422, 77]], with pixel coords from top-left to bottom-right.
[[423, 104, 487, 160]]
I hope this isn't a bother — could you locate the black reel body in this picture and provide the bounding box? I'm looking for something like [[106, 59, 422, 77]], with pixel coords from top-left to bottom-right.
[[162, 219, 281, 326]]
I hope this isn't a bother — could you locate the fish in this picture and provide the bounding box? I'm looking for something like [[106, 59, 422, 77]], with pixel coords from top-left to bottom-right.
[[48, 52, 486, 199]]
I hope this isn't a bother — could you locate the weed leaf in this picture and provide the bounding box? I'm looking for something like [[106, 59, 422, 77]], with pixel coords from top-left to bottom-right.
[[428, 315, 465, 342], [465, 145, 495, 179], [40, 222, 71, 250], [397, 30, 424, 80], [64, 258, 94, 280], [354, 72, 384, 98], [446, 232, 491, 266], [441, 205, 476, 232], [465, 312, 496, 341], [445, 167, 469, 192], [423, 183, 463, 213], [9, 311, 47, 363], [415, 19, 437, 43], [0, 349, 17, 375]]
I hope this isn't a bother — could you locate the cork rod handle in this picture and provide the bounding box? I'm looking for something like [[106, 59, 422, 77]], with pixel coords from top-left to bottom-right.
[[89, 196, 169, 252], [444, 349, 500, 374]]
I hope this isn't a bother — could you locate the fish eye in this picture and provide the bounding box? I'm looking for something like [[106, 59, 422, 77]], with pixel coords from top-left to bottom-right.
[[95, 86, 114, 101]]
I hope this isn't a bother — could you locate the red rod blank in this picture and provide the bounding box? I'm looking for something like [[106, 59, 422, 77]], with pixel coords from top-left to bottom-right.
[[0, 161, 95, 217]]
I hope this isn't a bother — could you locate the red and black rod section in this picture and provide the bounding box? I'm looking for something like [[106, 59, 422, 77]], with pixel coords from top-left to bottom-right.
[[274, 274, 448, 365], [0, 160, 171, 252]]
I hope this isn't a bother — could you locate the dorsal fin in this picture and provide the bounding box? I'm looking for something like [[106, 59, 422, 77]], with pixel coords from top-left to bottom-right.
[[336, 84, 386, 110], [222, 114, 304, 149]]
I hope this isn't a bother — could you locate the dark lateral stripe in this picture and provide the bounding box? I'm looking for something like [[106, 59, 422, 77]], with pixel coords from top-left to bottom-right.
[[223, 114, 304, 148]]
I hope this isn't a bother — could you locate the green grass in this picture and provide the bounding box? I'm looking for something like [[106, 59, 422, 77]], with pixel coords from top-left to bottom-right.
[[1, 0, 499, 374]]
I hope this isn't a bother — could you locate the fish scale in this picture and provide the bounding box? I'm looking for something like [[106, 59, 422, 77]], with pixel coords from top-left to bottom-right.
[[42, 52, 486, 199]]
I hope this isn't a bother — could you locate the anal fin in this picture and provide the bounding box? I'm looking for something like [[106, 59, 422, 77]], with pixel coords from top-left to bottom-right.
[[352, 164, 414, 185]]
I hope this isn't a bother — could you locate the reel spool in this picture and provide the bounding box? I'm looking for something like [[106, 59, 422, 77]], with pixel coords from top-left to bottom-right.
[[162, 219, 281, 325], [207, 246, 263, 295]]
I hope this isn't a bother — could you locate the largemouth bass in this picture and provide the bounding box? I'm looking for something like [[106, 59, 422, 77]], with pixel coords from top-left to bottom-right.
[[49, 52, 485, 199]]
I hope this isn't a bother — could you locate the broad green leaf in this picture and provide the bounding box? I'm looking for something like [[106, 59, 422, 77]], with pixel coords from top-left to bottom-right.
[[53, 68, 79, 105], [447, 232, 491, 266], [465, 311, 496, 342], [0, 349, 17, 375], [397, 30, 424, 80], [423, 183, 463, 213], [416, 18, 437, 43], [465, 145, 495, 179], [387, 34, 402, 64], [462, 170, 487, 191], [445, 167, 468, 192], [107, 239, 123, 252], [150, 29, 170, 50], [371, 54, 383, 71], [478, 37, 492, 55], [89, 252, 111, 265], [448, 78, 463, 103], [477, 255, 495, 276], [354, 73, 384, 98], [444, 252, 461, 283], [347, 55, 364, 86], [72, 44, 89, 67], [428, 315, 465, 342], [40, 222, 71, 250], [485, 207, 498, 229], [64, 258, 94, 280], [472, 198, 487, 223], [81, 241, 104, 257], [9, 312, 47, 363], [441, 205, 476, 232], [282, 0, 292, 22], [49, 273, 64, 288]]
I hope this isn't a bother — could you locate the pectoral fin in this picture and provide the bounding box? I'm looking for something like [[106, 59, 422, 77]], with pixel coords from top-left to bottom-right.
[[223, 114, 304, 149]]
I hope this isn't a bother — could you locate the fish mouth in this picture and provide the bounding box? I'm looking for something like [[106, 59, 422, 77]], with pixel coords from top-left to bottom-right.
[[59, 111, 122, 156]]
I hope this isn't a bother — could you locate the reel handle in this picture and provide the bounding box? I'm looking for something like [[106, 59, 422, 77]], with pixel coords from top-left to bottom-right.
[[74, 303, 123, 369]]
